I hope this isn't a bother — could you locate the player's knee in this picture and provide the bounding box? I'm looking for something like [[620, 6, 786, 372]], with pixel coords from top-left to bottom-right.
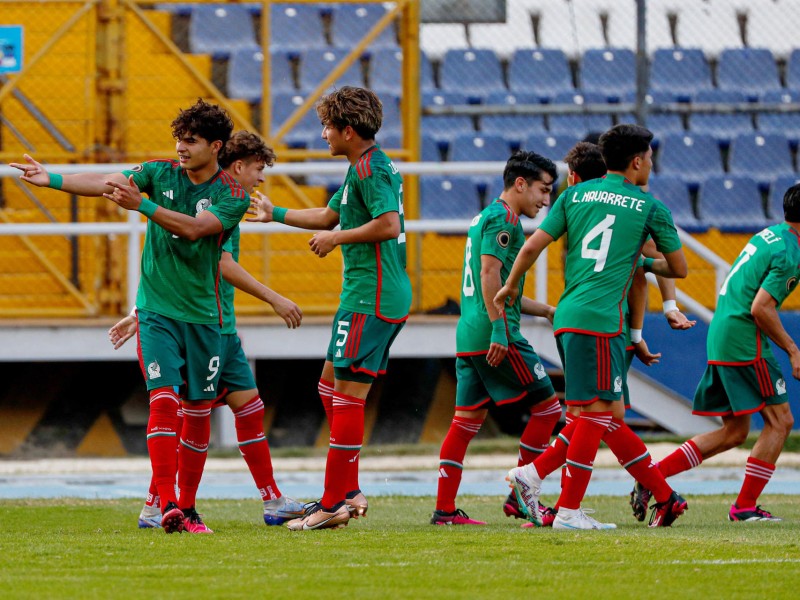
[[725, 426, 749, 448]]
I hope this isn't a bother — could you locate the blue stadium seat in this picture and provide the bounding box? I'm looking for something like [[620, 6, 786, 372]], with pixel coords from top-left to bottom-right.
[[421, 115, 475, 147], [548, 91, 613, 140], [330, 3, 397, 49], [439, 49, 506, 103], [298, 48, 365, 94], [380, 133, 441, 162], [269, 4, 327, 53], [657, 132, 723, 188], [688, 89, 753, 147], [420, 176, 482, 219], [270, 93, 323, 147], [758, 90, 800, 149], [786, 49, 800, 93], [716, 48, 783, 101], [728, 132, 795, 190], [226, 48, 294, 102], [449, 133, 512, 190], [188, 5, 257, 58], [698, 175, 769, 233], [617, 92, 684, 150], [507, 49, 574, 103], [768, 175, 800, 220], [647, 175, 705, 233], [480, 92, 546, 149], [422, 90, 469, 108], [522, 133, 580, 165], [379, 94, 402, 137], [369, 49, 436, 96], [649, 47, 712, 102], [580, 48, 636, 102]]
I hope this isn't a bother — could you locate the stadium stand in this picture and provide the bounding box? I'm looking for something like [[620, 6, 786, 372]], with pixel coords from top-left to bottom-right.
[[379, 94, 402, 137], [419, 22, 468, 62], [728, 132, 796, 190], [786, 49, 800, 93], [716, 47, 783, 102], [270, 92, 324, 147], [449, 132, 512, 189], [421, 115, 475, 148], [647, 174, 706, 233], [657, 132, 724, 188], [507, 48, 574, 103], [420, 176, 482, 219], [698, 174, 770, 233], [439, 49, 507, 104], [548, 91, 613, 139], [226, 48, 295, 102], [380, 133, 442, 162], [759, 92, 800, 150], [670, 0, 743, 58], [422, 90, 469, 108], [268, 3, 328, 52], [768, 175, 800, 220], [468, 16, 535, 61], [188, 5, 257, 58], [297, 47, 365, 93], [371, 48, 436, 96], [580, 48, 637, 102], [523, 132, 579, 164], [329, 3, 398, 49], [688, 89, 753, 147], [649, 47, 712, 102], [528, 0, 607, 59], [745, 0, 795, 60], [480, 91, 547, 149]]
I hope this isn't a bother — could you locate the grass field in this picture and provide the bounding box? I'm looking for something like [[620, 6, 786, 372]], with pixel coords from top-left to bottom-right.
[[2, 495, 799, 599]]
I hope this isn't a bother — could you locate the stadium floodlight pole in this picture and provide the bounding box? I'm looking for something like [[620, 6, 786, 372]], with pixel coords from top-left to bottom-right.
[[635, 0, 649, 126]]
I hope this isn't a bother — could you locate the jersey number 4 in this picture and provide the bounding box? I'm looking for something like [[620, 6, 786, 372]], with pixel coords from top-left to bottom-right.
[[581, 214, 616, 272]]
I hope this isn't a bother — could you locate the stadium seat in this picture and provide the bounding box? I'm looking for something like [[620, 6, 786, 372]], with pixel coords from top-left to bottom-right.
[[330, 3, 398, 49], [716, 48, 783, 102], [468, 19, 535, 62], [617, 92, 684, 149], [439, 49, 507, 104], [786, 49, 800, 93], [758, 90, 800, 149], [226, 48, 294, 102], [523, 132, 580, 164], [369, 48, 436, 96], [649, 47, 712, 102], [647, 174, 706, 233], [657, 132, 724, 188], [728, 132, 795, 190], [580, 48, 636, 102], [697, 175, 769, 233], [530, 0, 607, 59], [422, 90, 469, 108], [420, 176, 482, 220], [688, 90, 753, 147], [379, 94, 402, 137], [768, 175, 800, 220], [449, 133, 512, 190], [671, 0, 743, 58], [421, 115, 475, 156], [269, 3, 327, 53], [508, 49, 574, 103], [419, 23, 468, 62], [380, 133, 442, 162], [298, 48, 365, 94], [548, 91, 613, 140], [270, 93, 323, 147], [188, 5, 257, 58], [642, 0, 678, 52], [480, 92, 547, 149]]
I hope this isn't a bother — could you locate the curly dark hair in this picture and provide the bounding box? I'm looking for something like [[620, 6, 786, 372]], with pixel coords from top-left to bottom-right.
[[316, 86, 383, 140], [502, 150, 558, 190], [218, 131, 277, 169], [171, 98, 234, 146]]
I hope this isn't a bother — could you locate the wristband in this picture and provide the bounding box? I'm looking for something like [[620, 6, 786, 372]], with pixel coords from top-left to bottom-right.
[[138, 198, 158, 218], [662, 299, 678, 314], [129, 305, 137, 318], [48, 173, 63, 190], [642, 258, 655, 273], [490, 318, 508, 346], [272, 206, 288, 223], [630, 328, 643, 344]]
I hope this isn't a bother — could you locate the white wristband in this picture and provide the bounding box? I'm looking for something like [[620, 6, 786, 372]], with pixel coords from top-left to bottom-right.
[[630, 328, 643, 343], [129, 305, 137, 317], [662, 299, 678, 314]]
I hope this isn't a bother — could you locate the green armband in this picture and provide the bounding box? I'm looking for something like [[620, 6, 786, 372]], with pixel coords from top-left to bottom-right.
[[642, 258, 655, 273], [138, 198, 158, 218], [48, 173, 63, 190], [272, 206, 288, 223], [490, 318, 508, 347]]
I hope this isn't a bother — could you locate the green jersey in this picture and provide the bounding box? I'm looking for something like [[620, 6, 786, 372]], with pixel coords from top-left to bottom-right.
[[457, 199, 527, 354], [123, 160, 249, 324], [219, 227, 239, 335], [328, 145, 411, 322], [707, 223, 800, 364], [541, 173, 681, 336]]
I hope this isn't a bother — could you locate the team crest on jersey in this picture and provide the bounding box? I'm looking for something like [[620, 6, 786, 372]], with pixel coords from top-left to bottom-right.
[[497, 231, 510, 248], [534, 362, 546, 380], [342, 184, 349, 205], [776, 378, 787, 395], [614, 376, 623, 393], [130, 164, 143, 172], [147, 360, 161, 380], [195, 198, 211, 215], [787, 277, 798, 294]]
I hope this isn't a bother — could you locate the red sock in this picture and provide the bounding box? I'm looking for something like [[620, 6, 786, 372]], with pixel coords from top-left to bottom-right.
[[177, 400, 212, 510], [145, 477, 159, 508], [532, 414, 577, 480], [321, 392, 365, 509], [234, 395, 280, 501], [735, 456, 776, 508], [146, 387, 181, 507], [435, 415, 484, 512], [604, 418, 673, 503], [519, 397, 562, 466], [318, 378, 334, 425], [657, 439, 703, 478], [558, 412, 613, 510], [554, 413, 577, 510]]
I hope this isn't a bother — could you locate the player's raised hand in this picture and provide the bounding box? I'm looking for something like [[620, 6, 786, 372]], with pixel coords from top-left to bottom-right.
[[246, 191, 275, 222], [103, 175, 143, 211], [665, 309, 697, 330], [108, 314, 137, 350], [9, 154, 51, 187]]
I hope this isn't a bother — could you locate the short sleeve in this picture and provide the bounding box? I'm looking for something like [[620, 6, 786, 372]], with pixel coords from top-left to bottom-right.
[[479, 212, 515, 263], [539, 189, 568, 240], [649, 203, 682, 254], [328, 185, 344, 214], [121, 162, 156, 196], [361, 170, 398, 218], [761, 249, 799, 306]]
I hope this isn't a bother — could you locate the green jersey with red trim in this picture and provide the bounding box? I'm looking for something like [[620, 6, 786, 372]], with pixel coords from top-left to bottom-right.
[[540, 173, 681, 336], [707, 223, 800, 364], [327, 145, 411, 322], [456, 199, 527, 354], [219, 227, 239, 335], [123, 160, 249, 324]]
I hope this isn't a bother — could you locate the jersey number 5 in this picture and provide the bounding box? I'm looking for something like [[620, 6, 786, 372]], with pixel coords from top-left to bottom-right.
[[581, 214, 616, 272]]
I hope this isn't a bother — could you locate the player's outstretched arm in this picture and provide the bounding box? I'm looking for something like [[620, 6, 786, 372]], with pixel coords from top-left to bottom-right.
[[108, 314, 137, 350], [309, 210, 398, 258], [493, 228, 554, 314], [641, 239, 695, 329], [645, 248, 688, 279], [247, 191, 339, 231], [219, 252, 302, 328], [752, 288, 800, 380], [10, 154, 128, 196]]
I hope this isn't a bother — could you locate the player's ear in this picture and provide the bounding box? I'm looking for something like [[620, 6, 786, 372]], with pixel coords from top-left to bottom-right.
[[211, 139, 223, 155]]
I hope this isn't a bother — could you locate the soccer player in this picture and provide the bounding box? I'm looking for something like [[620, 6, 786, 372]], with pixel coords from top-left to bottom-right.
[[641, 183, 800, 522], [248, 86, 411, 531], [11, 99, 250, 534], [430, 151, 561, 526], [495, 124, 689, 530], [108, 131, 305, 529]]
